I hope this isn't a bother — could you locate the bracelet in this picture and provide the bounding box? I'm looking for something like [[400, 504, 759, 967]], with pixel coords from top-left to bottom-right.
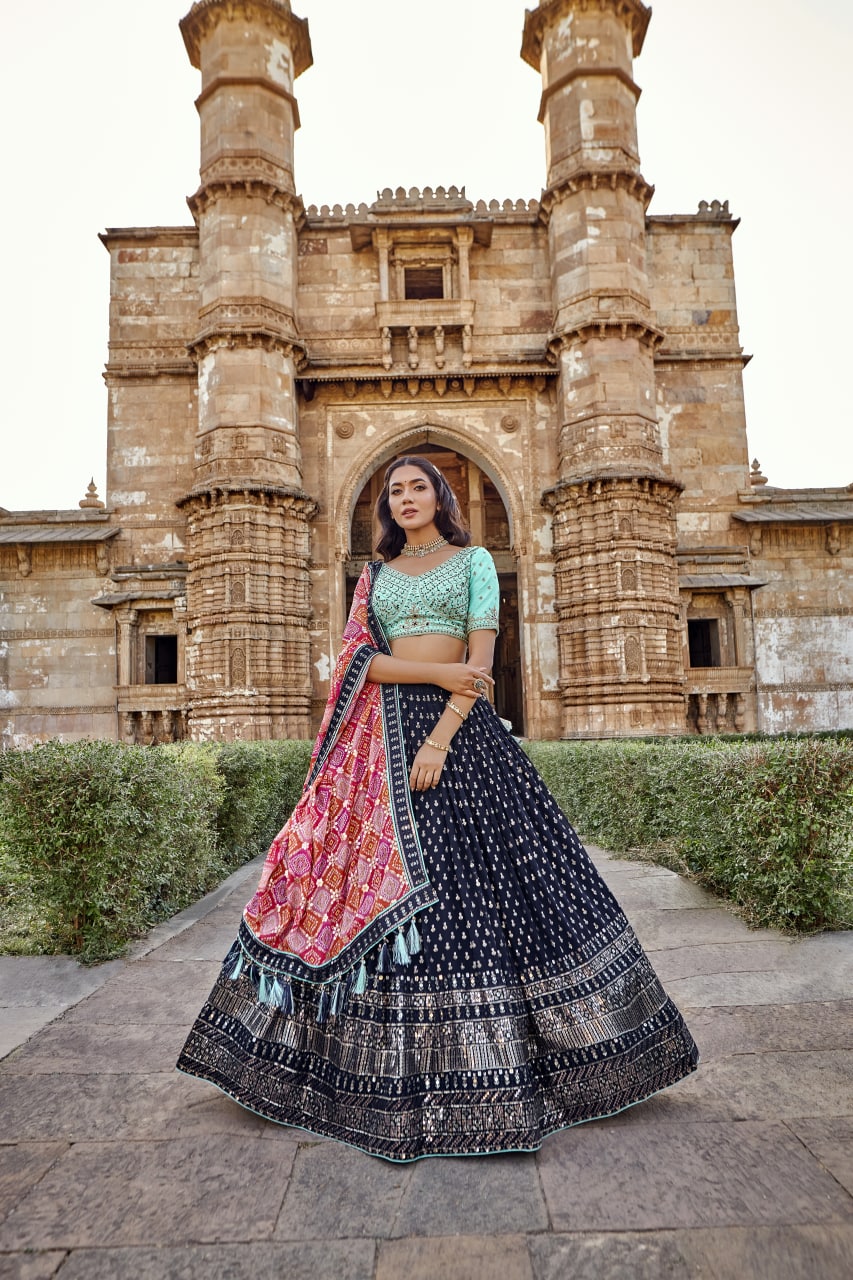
[[446, 699, 468, 722], [424, 737, 451, 753]]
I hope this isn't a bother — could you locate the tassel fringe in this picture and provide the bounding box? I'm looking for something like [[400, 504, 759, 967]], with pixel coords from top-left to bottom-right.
[[235, 918, 427, 1014], [278, 980, 294, 1015], [330, 979, 343, 1017], [393, 928, 411, 966], [353, 959, 368, 995], [406, 917, 422, 956]]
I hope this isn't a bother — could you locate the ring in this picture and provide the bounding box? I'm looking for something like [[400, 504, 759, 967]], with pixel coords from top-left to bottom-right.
[[473, 678, 487, 694]]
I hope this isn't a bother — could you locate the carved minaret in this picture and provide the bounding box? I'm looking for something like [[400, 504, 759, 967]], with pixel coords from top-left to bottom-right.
[[178, 0, 317, 740], [523, 0, 685, 737]]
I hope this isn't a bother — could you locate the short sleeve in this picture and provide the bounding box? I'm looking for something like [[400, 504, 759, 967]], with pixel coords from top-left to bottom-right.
[[466, 546, 499, 634]]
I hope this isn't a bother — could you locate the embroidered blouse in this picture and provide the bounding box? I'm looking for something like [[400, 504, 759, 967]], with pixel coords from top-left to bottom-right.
[[372, 545, 499, 642]]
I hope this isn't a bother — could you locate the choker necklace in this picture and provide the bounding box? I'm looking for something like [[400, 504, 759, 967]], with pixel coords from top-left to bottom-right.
[[400, 535, 448, 558]]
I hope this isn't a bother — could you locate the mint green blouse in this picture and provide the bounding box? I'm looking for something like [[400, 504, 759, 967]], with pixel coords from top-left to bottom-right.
[[372, 545, 499, 642]]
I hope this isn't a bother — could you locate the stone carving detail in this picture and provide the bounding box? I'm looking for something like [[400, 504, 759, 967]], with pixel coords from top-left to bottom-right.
[[462, 324, 473, 368], [179, 1, 312, 77], [539, 169, 656, 219], [697, 199, 732, 219], [335, 420, 355, 439], [381, 327, 392, 370], [79, 479, 105, 510], [407, 326, 419, 370], [229, 573, 246, 605], [230, 527, 245, 546], [16, 547, 31, 578], [543, 476, 684, 736], [230, 646, 247, 686], [501, 415, 519, 434], [434, 326, 445, 369], [624, 635, 642, 675]]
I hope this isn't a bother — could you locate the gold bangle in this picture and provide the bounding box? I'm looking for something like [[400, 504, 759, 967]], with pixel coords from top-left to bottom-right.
[[446, 699, 468, 722], [424, 736, 451, 753]]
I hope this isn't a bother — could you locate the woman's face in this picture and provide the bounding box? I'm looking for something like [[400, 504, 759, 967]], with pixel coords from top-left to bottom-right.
[[387, 465, 439, 536]]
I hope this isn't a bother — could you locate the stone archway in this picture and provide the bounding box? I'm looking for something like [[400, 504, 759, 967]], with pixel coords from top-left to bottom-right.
[[347, 444, 524, 733]]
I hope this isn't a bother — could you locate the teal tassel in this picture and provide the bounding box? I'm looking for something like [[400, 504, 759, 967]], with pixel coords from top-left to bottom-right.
[[278, 981, 294, 1015], [268, 977, 283, 1008], [353, 959, 368, 995], [393, 928, 410, 966], [258, 971, 270, 1004], [406, 917, 422, 956], [330, 980, 343, 1017], [376, 941, 391, 973], [229, 951, 245, 981], [317, 986, 329, 1023]]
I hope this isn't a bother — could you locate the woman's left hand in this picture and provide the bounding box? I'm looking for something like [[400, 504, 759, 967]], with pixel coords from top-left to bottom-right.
[[409, 742, 448, 791]]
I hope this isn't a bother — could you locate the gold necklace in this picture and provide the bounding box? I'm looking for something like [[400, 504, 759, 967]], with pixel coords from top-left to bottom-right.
[[400, 535, 448, 558]]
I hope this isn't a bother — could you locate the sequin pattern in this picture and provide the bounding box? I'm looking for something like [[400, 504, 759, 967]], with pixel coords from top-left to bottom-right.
[[177, 686, 699, 1161]]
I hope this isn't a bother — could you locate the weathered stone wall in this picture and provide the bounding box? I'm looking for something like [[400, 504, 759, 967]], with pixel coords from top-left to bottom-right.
[[102, 229, 199, 567], [647, 209, 751, 544], [0, 528, 116, 748], [745, 512, 853, 733]]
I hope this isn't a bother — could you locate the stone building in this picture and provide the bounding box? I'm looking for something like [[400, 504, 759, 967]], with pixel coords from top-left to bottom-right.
[[1, 0, 851, 747]]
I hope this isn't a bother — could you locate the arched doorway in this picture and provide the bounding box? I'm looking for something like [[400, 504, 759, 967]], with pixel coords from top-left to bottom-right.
[[347, 445, 524, 733]]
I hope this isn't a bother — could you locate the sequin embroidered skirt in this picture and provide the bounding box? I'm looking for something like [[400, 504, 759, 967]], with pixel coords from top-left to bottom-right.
[[176, 686, 699, 1160]]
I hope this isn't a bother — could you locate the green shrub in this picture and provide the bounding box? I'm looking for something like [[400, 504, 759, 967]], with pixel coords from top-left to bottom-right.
[[209, 739, 311, 863], [0, 737, 312, 962], [0, 739, 226, 962], [524, 737, 853, 934]]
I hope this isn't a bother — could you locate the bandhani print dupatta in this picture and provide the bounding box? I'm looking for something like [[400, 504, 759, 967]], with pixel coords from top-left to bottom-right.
[[229, 560, 437, 1011]]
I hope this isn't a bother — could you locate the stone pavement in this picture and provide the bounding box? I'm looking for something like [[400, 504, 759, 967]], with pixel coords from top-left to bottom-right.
[[0, 848, 851, 1280]]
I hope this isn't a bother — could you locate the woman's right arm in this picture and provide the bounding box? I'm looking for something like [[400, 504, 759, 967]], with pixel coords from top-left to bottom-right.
[[366, 654, 494, 697]]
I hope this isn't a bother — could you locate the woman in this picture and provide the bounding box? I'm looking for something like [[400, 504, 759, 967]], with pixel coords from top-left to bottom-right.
[[177, 455, 698, 1160]]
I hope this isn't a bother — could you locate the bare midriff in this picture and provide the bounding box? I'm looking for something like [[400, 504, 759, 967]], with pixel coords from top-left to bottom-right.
[[390, 634, 467, 666]]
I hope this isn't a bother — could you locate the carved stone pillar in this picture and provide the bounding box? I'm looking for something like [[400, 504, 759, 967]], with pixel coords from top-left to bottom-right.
[[179, 0, 318, 740], [525, 0, 685, 736], [456, 226, 473, 298], [116, 609, 138, 687]]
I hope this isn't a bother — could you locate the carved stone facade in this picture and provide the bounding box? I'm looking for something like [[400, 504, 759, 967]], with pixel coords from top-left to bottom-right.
[[1, 0, 851, 746]]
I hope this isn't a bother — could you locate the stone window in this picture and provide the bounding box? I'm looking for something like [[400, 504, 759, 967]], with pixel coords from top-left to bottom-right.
[[145, 634, 178, 684], [687, 619, 721, 668], [404, 266, 444, 300]]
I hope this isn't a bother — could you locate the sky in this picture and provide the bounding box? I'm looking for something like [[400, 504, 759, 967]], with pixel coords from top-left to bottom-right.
[[1, 0, 851, 512]]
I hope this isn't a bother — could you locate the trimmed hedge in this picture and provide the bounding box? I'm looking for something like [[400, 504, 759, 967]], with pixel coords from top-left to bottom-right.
[[524, 737, 853, 934], [0, 738, 312, 963], [2, 733, 850, 960]]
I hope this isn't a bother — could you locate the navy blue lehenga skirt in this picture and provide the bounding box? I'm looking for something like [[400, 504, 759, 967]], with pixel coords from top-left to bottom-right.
[[176, 686, 699, 1160]]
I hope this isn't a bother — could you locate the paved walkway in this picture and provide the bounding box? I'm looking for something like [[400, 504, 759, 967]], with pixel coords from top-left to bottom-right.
[[0, 848, 851, 1280]]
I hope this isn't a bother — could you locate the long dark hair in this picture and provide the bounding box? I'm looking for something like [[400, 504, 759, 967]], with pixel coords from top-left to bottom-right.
[[374, 455, 471, 561]]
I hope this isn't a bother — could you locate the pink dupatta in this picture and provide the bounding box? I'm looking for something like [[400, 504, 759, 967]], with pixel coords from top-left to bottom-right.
[[238, 561, 436, 989]]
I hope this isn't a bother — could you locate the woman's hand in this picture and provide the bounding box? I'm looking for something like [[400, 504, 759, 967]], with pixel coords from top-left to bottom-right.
[[432, 663, 495, 699], [409, 741, 449, 791]]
